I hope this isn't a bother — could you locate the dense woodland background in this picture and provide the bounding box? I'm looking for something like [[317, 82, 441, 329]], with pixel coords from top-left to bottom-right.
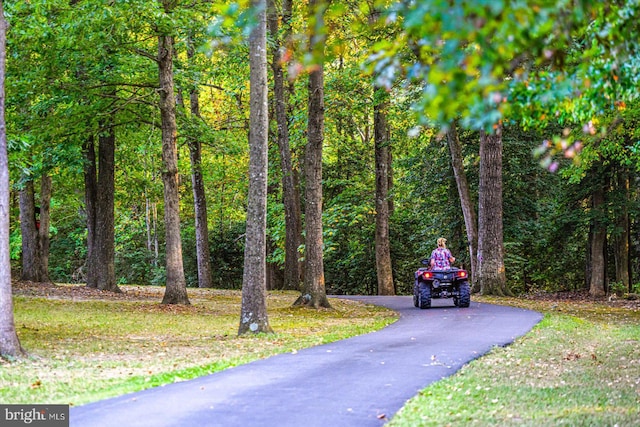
[[4, 1, 640, 299]]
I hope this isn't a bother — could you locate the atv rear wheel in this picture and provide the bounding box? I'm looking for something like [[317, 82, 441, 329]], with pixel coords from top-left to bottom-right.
[[413, 280, 419, 307], [457, 282, 471, 308], [418, 282, 431, 309]]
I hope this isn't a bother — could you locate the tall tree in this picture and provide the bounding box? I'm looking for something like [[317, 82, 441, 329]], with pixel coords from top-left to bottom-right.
[[186, 38, 213, 289], [614, 168, 631, 292], [268, 0, 302, 291], [447, 121, 478, 287], [477, 126, 509, 296], [157, 0, 190, 305], [18, 182, 36, 280], [83, 135, 97, 282], [239, 0, 272, 335], [19, 175, 51, 283], [0, 0, 24, 358], [37, 173, 51, 281], [588, 174, 608, 297], [373, 87, 394, 295], [368, 3, 395, 296], [295, 0, 331, 308], [85, 120, 120, 293]]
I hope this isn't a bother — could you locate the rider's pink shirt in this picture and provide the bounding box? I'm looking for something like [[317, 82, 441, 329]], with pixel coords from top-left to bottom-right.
[[430, 247, 452, 270]]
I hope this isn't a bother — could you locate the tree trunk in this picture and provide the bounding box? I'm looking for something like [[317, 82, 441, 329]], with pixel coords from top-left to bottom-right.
[[188, 127, 213, 289], [589, 181, 607, 297], [187, 41, 213, 289], [145, 195, 159, 267], [477, 126, 509, 296], [0, 4, 25, 358], [83, 137, 97, 287], [614, 169, 630, 292], [387, 142, 394, 215], [37, 174, 51, 282], [295, 0, 331, 309], [239, 0, 273, 335], [374, 88, 394, 296], [157, 16, 189, 304], [19, 180, 39, 281], [585, 223, 593, 291], [268, 0, 302, 291], [447, 121, 478, 289], [84, 118, 120, 293], [19, 175, 52, 283], [94, 123, 119, 292], [145, 194, 152, 255]]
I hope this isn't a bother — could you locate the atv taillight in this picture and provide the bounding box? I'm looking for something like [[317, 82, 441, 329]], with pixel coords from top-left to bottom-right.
[[422, 271, 433, 279], [456, 271, 467, 278]]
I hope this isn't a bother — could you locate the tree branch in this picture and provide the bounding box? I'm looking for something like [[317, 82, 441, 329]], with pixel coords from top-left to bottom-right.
[[135, 48, 159, 63]]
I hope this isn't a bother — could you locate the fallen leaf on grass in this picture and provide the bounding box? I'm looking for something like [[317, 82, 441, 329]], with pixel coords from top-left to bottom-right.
[[564, 352, 581, 361]]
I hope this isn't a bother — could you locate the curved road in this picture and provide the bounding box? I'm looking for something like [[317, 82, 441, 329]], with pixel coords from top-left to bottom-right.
[[70, 297, 542, 427]]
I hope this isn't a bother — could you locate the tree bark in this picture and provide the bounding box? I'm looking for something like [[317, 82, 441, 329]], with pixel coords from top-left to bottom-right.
[[19, 180, 39, 281], [373, 88, 394, 296], [83, 136, 97, 286], [157, 7, 189, 304], [0, 3, 25, 358], [84, 119, 120, 293], [295, 0, 331, 309], [19, 175, 51, 282], [145, 194, 159, 267], [268, 0, 302, 291], [614, 169, 630, 292], [37, 174, 51, 282], [187, 40, 213, 289], [477, 126, 509, 296], [447, 121, 478, 289], [589, 181, 607, 297], [239, 0, 273, 335], [95, 123, 118, 292]]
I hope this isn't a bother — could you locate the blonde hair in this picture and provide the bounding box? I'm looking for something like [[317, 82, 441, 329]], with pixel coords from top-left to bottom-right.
[[437, 237, 447, 248]]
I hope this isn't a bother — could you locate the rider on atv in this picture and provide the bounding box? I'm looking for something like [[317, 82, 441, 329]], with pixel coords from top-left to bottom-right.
[[413, 237, 470, 309], [430, 237, 455, 270]]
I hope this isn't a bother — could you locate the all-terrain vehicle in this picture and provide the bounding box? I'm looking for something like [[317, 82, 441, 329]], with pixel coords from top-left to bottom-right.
[[413, 259, 471, 309]]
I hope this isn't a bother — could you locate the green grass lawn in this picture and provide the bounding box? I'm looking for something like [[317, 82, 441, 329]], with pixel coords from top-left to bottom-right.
[[388, 295, 640, 427], [3, 283, 639, 427], [0, 284, 397, 406]]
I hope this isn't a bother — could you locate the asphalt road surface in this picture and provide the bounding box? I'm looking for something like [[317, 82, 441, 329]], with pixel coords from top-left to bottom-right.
[[70, 296, 542, 427]]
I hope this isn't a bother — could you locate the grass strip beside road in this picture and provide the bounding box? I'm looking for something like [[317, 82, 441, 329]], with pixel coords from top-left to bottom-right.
[[389, 296, 640, 427], [1, 285, 397, 406], [4, 284, 639, 426]]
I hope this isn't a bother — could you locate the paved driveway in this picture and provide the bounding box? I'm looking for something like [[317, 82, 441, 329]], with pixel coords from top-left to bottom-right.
[[70, 296, 542, 427]]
